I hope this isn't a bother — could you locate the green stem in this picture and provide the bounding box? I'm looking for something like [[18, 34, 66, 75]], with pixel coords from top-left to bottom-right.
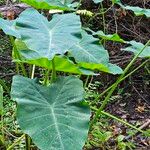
[[25, 134, 31, 150], [9, 36, 27, 77], [50, 59, 56, 83], [76, 0, 82, 10], [44, 69, 50, 86], [24, 65, 36, 149], [100, 2, 106, 34], [86, 2, 114, 27], [91, 107, 144, 133], [90, 40, 150, 127], [101, 111, 144, 133], [31, 65, 35, 79], [94, 59, 150, 102], [84, 75, 90, 88], [0, 85, 5, 146], [7, 134, 25, 150], [0, 79, 9, 93]]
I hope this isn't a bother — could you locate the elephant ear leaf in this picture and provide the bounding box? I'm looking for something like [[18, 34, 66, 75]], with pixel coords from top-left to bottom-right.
[[70, 31, 109, 65], [21, 0, 77, 10], [70, 31, 123, 74], [13, 40, 95, 75], [122, 41, 150, 58], [0, 18, 20, 38], [16, 8, 81, 60], [11, 75, 91, 150]]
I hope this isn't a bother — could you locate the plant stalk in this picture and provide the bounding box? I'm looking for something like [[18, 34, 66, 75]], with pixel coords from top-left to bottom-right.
[[44, 69, 50, 86], [31, 65, 36, 79], [84, 75, 90, 88], [7, 134, 25, 150], [91, 107, 145, 134], [25, 134, 31, 150], [101, 111, 144, 134], [24, 65, 36, 150], [0, 79, 9, 93], [0, 85, 5, 146], [50, 59, 57, 83], [94, 59, 150, 102], [90, 40, 150, 127], [9, 36, 27, 77]]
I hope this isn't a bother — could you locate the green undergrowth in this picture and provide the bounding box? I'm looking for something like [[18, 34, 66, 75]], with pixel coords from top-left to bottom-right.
[[0, 0, 150, 150]]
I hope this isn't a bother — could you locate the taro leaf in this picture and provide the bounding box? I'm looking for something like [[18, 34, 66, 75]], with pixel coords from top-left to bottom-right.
[[123, 6, 150, 17], [93, 0, 103, 4], [16, 8, 81, 60], [79, 62, 123, 75], [16, 54, 95, 75], [0, 19, 20, 38], [0, 85, 3, 115], [114, 1, 150, 18], [21, 0, 78, 10], [70, 31, 109, 65], [11, 75, 91, 150], [70, 31, 123, 74], [94, 31, 125, 43], [122, 41, 150, 57], [14, 40, 95, 75], [78, 62, 109, 73], [86, 28, 125, 43], [107, 63, 123, 75]]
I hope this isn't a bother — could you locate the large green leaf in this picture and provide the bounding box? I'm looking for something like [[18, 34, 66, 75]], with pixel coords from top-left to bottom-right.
[[16, 55, 95, 75], [0, 19, 20, 38], [70, 31, 109, 64], [79, 62, 123, 74], [114, 0, 150, 17], [16, 8, 81, 60], [70, 31, 123, 74], [14, 40, 95, 75], [11, 75, 90, 150], [21, 0, 78, 10], [122, 41, 150, 58]]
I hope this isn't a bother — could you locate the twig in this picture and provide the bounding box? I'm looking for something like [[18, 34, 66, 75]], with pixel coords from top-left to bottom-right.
[[7, 134, 25, 150], [125, 119, 150, 140], [132, 85, 149, 105]]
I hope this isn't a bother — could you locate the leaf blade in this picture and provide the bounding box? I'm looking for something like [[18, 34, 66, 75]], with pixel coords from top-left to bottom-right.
[[11, 75, 91, 150], [16, 8, 81, 60]]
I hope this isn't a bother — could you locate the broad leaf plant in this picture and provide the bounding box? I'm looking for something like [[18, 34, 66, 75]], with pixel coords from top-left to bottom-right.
[[0, 0, 149, 150]]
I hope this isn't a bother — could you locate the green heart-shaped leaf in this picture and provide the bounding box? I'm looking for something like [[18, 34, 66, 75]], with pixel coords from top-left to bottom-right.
[[16, 8, 81, 60], [11, 75, 91, 150]]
